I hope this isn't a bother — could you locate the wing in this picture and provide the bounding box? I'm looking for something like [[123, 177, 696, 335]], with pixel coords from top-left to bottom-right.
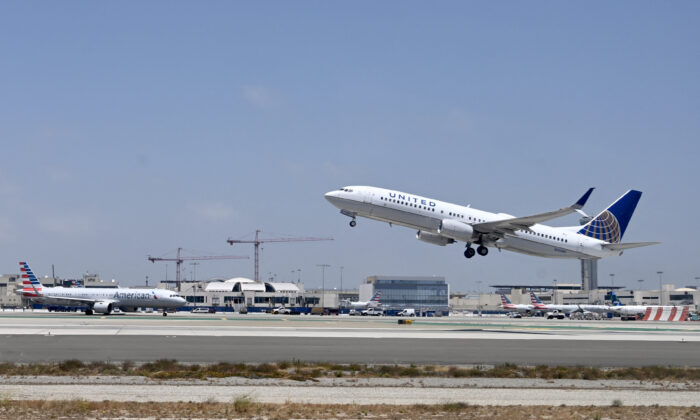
[[31, 295, 108, 307], [602, 242, 660, 250], [473, 188, 595, 235]]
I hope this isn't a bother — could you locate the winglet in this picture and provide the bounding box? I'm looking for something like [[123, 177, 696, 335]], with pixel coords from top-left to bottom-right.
[[573, 188, 595, 209]]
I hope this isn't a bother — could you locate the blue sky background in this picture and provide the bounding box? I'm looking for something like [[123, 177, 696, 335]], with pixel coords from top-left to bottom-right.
[[1, 1, 698, 291]]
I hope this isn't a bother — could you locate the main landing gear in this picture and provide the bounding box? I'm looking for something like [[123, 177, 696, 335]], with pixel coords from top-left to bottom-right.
[[84, 309, 93, 316], [464, 244, 489, 259]]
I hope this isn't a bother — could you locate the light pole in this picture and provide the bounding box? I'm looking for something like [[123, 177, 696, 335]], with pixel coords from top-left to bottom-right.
[[317, 264, 330, 308], [553, 279, 558, 305], [637, 279, 644, 289], [610, 273, 615, 288], [657, 271, 664, 305], [694, 277, 699, 290], [145, 275, 149, 287]]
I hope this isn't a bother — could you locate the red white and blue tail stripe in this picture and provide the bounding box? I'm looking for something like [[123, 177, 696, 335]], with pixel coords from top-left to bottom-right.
[[20, 261, 43, 297], [500, 294, 515, 309], [371, 291, 381, 303], [529, 292, 547, 310]]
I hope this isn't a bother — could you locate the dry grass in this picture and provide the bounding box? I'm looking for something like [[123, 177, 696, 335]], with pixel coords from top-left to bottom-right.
[[0, 400, 696, 419], [1, 360, 699, 382]]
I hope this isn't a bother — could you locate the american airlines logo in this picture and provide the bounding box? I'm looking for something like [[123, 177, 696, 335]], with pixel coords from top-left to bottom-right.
[[388, 192, 436, 207], [112, 292, 153, 300]]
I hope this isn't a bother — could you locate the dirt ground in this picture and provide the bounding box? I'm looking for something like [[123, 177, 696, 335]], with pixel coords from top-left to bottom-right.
[[0, 400, 699, 419]]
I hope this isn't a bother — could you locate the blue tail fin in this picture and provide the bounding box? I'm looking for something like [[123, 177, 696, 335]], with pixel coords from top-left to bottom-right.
[[578, 190, 642, 243], [609, 291, 623, 306]]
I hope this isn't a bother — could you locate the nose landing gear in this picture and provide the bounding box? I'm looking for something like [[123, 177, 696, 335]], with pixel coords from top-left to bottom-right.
[[349, 219, 357, 227]]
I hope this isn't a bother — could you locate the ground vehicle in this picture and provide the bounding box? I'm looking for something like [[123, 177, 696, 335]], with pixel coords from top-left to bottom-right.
[[361, 308, 384, 316], [546, 311, 566, 320], [397, 308, 416, 317], [348, 309, 359, 316], [273, 307, 290, 314], [507, 312, 522, 319], [191, 308, 209, 313]]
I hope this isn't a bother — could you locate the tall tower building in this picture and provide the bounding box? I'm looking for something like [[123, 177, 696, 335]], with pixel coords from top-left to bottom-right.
[[580, 216, 598, 291]]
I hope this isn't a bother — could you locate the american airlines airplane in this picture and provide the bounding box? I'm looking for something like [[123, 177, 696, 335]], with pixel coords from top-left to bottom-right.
[[16, 262, 186, 316], [499, 294, 535, 314], [324, 186, 658, 260], [344, 291, 381, 309]]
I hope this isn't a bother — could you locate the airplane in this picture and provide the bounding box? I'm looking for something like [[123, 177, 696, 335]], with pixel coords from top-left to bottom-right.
[[530, 291, 613, 315], [343, 291, 382, 309], [529, 291, 579, 314], [608, 290, 650, 319], [499, 293, 535, 314], [324, 186, 659, 260], [16, 261, 186, 316]]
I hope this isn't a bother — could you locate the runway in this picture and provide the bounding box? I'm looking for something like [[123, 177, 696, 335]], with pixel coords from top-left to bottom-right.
[[1, 312, 699, 366]]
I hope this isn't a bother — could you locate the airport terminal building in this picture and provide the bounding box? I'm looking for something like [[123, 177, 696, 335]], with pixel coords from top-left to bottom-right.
[[360, 275, 449, 314]]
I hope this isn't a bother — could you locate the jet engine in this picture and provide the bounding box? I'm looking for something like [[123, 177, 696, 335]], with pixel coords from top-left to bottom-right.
[[92, 301, 113, 314], [416, 231, 455, 246], [438, 219, 477, 242]]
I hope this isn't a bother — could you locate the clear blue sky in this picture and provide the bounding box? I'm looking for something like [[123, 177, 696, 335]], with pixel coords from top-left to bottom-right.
[[1, 1, 698, 291]]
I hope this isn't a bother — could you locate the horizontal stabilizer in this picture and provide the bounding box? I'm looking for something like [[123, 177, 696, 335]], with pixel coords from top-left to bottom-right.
[[602, 242, 660, 251]]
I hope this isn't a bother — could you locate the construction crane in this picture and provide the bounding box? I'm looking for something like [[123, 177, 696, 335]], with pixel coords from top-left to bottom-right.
[[147, 248, 249, 292], [227, 230, 333, 283]]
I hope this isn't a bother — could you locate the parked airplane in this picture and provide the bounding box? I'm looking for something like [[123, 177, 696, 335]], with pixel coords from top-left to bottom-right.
[[529, 292, 579, 314], [16, 262, 186, 316], [500, 294, 535, 314], [530, 291, 613, 315], [325, 186, 658, 260], [344, 291, 382, 309], [608, 291, 650, 319]]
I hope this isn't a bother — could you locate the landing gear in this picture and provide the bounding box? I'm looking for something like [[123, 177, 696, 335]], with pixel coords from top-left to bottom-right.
[[163, 312, 168, 317], [349, 219, 357, 227], [477, 245, 489, 256], [464, 247, 475, 259], [85, 309, 93, 316]]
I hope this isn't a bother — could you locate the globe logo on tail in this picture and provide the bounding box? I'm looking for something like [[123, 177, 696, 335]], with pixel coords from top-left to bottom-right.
[[579, 210, 621, 243]]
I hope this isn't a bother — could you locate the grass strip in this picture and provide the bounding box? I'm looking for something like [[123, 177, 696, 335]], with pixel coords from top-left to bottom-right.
[[1, 360, 699, 381]]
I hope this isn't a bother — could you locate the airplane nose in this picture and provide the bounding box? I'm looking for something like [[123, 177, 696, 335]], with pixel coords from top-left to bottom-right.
[[324, 191, 338, 201]]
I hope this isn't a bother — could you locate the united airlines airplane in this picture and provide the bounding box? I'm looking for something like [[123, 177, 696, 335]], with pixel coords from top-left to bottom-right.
[[325, 186, 658, 260], [17, 262, 186, 316]]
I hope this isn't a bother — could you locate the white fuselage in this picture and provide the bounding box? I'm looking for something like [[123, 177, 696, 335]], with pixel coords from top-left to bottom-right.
[[346, 300, 380, 309], [325, 186, 621, 259], [611, 305, 651, 316], [18, 287, 186, 310], [502, 304, 535, 313]]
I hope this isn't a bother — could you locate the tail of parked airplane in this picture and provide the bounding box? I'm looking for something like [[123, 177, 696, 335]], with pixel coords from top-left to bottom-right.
[[529, 292, 547, 309], [371, 291, 381, 303], [500, 293, 512, 306], [609, 290, 623, 306], [577, 190, 642, 243], [19, 261, 43, 297]]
